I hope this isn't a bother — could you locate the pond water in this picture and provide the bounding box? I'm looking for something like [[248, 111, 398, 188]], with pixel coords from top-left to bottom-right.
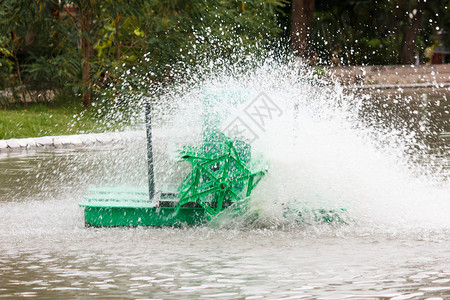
[[0, 143, 449, 299]]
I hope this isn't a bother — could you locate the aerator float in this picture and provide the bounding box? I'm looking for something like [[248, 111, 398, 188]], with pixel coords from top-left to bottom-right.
[[79, 91, 345, 227]]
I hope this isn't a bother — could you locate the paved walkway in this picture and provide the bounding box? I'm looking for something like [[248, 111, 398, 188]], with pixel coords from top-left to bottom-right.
[[1, 129, 447, 155], [0, 131, 145, 153], [329, 64, 450, 86]]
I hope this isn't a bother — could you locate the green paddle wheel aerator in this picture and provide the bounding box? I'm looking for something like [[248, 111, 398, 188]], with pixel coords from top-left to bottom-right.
[[79, 90, 346, 227]]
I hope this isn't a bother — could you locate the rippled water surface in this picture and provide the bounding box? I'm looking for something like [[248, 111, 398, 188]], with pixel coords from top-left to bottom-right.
[[1, 147, 450, 299]]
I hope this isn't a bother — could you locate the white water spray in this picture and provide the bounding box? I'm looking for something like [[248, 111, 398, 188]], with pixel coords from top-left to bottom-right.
[[144, 55, 448, 230], [82, 51, 449, 233]]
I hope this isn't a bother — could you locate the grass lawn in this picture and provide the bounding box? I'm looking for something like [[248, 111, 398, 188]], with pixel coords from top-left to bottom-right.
[[0, 96, 102, 140]]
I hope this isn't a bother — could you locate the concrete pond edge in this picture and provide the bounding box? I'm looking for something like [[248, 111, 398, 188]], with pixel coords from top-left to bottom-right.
[[1, 130, 448, 155], [0, 131, 146, 153]]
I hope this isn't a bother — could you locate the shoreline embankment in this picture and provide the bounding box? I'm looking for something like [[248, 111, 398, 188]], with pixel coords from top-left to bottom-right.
[[0, 131, 145, 156]]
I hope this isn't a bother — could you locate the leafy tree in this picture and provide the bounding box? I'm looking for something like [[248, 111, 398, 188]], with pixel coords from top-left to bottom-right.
[[0, 0, 80, 102], [0, 0, 286, 107], [310, 0, 450, 65]]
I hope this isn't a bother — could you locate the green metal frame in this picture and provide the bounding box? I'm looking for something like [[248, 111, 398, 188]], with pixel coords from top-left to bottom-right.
[[176, 137, 265, 218]]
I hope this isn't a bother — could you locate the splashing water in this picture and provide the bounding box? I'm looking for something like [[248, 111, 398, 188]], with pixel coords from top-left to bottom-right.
[[0, 45, 417, 237], [83, 52, 447, 234]]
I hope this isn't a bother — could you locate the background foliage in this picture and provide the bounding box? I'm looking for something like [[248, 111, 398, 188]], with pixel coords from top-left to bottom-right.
[[0, 0, 286, 106], [310, 0, 450, 65], [0, 0, 449, 106]]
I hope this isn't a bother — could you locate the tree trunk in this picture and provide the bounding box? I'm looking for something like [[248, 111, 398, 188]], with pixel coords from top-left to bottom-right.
[[290, 0, 315, 60], [80, 5, 92, 107], [398, 0, 425, 64]]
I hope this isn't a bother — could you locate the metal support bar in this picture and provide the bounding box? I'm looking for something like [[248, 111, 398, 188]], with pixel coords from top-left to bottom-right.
[[145, 102, 155, 200]]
